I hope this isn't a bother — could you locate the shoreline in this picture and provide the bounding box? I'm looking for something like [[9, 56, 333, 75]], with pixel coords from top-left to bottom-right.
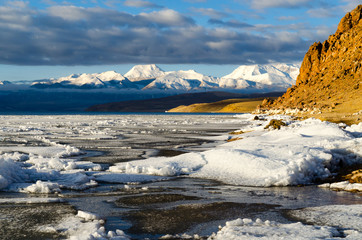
[[167, 97, 362, 125]]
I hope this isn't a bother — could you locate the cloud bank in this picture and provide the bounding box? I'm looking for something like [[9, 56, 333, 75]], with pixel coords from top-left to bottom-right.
[[0, 2, 315, 66]]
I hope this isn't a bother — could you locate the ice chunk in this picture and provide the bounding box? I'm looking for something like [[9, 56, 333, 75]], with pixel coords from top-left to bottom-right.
[[22, 180, 61, 194], [0, 158, 29, 189], [77, 210, 99, 221], [39, 211, 131, 240]]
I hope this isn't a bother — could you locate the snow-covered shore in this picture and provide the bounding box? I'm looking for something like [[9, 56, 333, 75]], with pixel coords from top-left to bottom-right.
[[2, 114, 360, 191], [110, 115, 362, 187], [0, 114, 361, 239]]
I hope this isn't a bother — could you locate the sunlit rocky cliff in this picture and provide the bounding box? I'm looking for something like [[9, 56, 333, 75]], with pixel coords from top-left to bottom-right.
[[258, 5, 362, 124]]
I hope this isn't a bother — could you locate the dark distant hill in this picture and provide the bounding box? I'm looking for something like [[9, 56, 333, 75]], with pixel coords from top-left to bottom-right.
[[0, 90, 171, 112], [86, 91, 283, 112]]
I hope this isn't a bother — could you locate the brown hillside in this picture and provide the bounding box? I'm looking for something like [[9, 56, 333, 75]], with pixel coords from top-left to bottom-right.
[[258, 5, 362, 124]]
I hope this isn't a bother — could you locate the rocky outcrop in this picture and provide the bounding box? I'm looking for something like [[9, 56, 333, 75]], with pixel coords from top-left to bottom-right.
[[258, 5, 362, 124], [344, 169, 362, 184]]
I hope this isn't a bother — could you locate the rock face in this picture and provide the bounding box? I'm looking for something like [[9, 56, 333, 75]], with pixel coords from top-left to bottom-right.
[[259, 5, 362, 124]]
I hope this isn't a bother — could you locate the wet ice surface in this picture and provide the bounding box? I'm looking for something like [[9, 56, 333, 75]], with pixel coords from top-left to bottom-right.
[[0, 114, 361, 239]]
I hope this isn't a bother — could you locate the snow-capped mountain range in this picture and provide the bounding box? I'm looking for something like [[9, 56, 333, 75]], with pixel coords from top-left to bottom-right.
[[30, 63, 300, 91]]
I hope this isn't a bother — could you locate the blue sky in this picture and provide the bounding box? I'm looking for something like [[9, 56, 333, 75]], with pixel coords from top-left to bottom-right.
[[0, 0, 360, 80]]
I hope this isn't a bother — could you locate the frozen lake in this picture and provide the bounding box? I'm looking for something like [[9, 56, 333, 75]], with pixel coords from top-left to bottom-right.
[[0, 114, 361, 239]]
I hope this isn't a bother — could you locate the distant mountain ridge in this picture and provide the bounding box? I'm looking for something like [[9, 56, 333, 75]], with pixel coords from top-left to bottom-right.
[[32, 71, 135, 89], [30, 63, 299, 92]]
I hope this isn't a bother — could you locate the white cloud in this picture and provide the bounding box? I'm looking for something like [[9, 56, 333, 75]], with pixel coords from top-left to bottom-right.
[[278, 16, 298, 21], [7, 1, 28, 8], [341, 0, 362, 12], [250, 0, 312, 9], [140, 9, 195, 27], [307, 7, 340, 18], [184, 0, 207, 3], [208, 28, 238, 38], [206, 40, 233, 51], [191, 7, 229, 19], [42, 0, 57, 5], [0, 4, 33, 27], [123, 0, 162, 8], [0, 3, 314, 65], [306, 1, 360, 19], [47, 5, 88, 21]]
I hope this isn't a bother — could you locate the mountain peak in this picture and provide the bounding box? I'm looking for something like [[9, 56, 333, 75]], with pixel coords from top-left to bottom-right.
[[97, 71, 125, 81], [124, 64, 165, 81], [221, 63, 299, 87], [336, 4, 362, 34]]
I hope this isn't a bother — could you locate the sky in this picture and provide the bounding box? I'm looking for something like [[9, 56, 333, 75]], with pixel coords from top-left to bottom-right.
[[0, 0, 360, 81]]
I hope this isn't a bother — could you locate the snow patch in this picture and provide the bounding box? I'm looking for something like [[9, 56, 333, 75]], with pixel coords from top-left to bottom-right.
[[209, 218, 343, 240], [77, 210, 99, 221], [39, 211, 130, 240], [22, 180, 61, 194]]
